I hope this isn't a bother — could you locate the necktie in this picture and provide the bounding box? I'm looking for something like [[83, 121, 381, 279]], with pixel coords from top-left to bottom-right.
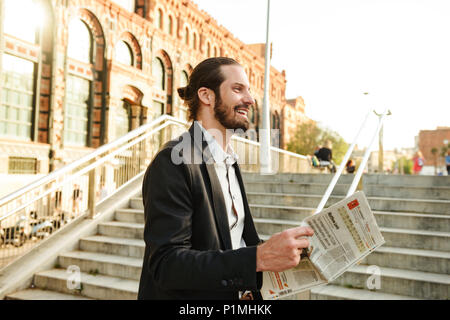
[[225, 162, 239, 230]]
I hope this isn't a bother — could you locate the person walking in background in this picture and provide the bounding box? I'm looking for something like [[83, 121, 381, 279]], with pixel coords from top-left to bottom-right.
[[412, 151, 424, 175], [445, 151, 450, 175], [316, 140, 336, 173], [346, 159, 356, 174]]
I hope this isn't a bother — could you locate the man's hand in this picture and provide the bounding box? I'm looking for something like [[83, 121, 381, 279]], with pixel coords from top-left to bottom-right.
[[256, 226, 314, 272]]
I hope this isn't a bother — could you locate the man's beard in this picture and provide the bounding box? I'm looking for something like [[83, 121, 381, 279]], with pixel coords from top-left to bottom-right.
[[213, 96, 250, 132]]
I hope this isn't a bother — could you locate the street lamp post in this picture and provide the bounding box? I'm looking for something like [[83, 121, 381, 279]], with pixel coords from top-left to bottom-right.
[[260, 0, 272, 174], [374, 110, 392, 174]]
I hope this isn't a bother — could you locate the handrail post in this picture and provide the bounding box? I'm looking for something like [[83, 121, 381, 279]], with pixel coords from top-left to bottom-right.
[[88, 163, 99, 219], [346, 109, 391, 197], [315, 109, 372, 213]]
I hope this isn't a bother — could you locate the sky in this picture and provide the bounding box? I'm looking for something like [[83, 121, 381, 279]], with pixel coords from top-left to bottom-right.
[[192, 0, 450, 151]]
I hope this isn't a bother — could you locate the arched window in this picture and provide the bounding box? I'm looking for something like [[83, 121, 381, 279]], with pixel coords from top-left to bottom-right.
[[0, 54, 35, 139], [156, 9, 163, 29], [180, 71, 189, 88], [64, 75, 90, 146], [193, 33, 197, 50], [0, 0, 45, 140], [115, 100, 131, 138], [67, 19, 92, 63], [179, 71, 189, 121], [249, 106, 255, 124], [152, 57, 165, 91], [167, 15, 173, 35], [213, 46, 218, 57], [206, 42, 211, 57], [65, 18, 94, 146], [111, 0, 135, 12], [115, 40, 133, 66], [184, 27, 189, 45]]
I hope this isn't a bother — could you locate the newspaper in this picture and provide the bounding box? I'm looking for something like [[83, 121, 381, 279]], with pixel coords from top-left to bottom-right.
[[261, 191, 385, 300]]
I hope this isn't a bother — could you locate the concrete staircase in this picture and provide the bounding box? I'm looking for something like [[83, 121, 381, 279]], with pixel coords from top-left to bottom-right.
[[5, 173, 450, 300], [244, 173, 450, 300], [6, 206, 146, 300]]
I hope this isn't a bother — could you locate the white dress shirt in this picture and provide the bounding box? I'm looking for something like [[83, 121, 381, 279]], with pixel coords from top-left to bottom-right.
[[198, 123, 246, 250]]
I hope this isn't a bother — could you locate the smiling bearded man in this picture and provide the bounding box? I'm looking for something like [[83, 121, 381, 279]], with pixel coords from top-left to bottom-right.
[[137, 57, 314, 300]]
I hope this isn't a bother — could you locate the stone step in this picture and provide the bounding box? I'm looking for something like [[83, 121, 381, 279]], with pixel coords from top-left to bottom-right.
[[79, 235, 145, 258], [362, 246, 450, 274], [242, 172, 355, 184], [115, 208, 145, 223], [331, 264, 450, 299], [364, 174, 450, 188], [244, 181, 450, 201], [98, 221, 144, 240], [380, 227, 450, 252], [374, 211, 450, 233], [130, 198, 144, 210], [310, 284, 419, 300], [255, 219, 450, 252], [246, 192, 450, 215], [363, 184, 450, 201], [249, 204, 314, 221], [244, 182, 350, 196], [58, 251, 143, 281], [5, 288, 93, 300], [250, 204, 450, 232], [242, 173, 450, 187], [33, 268, 138, 300]]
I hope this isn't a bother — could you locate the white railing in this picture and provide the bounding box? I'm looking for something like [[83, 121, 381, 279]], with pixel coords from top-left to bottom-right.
[[0, 115, 310, 270], [315, 109, 392, 213]]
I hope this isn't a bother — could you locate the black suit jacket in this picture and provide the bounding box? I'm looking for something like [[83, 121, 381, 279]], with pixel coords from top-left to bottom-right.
[[137, 123, 263, 300]]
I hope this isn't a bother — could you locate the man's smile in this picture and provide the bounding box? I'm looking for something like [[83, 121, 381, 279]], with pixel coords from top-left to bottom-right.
[[234, 106, 249, 120]]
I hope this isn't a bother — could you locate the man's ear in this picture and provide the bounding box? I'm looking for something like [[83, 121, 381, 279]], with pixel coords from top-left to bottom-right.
[[197, 87, 215, 107]]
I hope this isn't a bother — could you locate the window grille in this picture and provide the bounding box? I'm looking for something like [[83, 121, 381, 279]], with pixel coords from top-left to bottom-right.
[[8, 156, 38, 174]]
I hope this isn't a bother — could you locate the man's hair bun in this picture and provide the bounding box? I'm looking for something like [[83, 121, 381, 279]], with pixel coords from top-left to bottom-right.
[[177, 86, 188, 99]]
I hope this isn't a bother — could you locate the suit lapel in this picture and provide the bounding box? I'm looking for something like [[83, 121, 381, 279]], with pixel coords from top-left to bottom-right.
[[205, 164, 233, 249], [234, 163, 261, 246], [189, 122, 233, 250]]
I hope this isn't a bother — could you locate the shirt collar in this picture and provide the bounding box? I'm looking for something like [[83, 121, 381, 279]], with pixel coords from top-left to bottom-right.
[[196, 121, 239, 165]]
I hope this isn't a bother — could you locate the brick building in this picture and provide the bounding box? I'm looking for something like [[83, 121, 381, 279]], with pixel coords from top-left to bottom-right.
[[282, 96, 314, 149], [417, 126, 450, 168], [0, 0, 305, 177]]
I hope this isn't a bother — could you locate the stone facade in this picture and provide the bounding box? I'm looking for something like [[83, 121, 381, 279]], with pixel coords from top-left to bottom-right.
[[418, 126, 450, 167], [0, 0, 307, 175], [282, 96, 314, 149]]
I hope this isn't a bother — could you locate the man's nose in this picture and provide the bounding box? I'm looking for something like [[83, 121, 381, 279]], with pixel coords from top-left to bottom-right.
[[243, 93, 255, 106]]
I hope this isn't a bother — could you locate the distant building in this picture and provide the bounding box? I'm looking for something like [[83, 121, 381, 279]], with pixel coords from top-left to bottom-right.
[[368, 148, 415, 174], [282, 96, 314, 149], [0, 0, 297, 181], [417, 126, 450, 174]]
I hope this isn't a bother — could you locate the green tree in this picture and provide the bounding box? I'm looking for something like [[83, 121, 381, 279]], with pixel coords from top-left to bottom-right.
[[287, 122, 349, 165], [286, 121, 322, 156], [431, 147, 438, 175], [403, 157, 413, 174], [395, 156, 413, 174]]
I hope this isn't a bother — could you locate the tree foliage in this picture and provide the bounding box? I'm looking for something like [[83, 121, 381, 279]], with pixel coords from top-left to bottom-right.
[[287, 122, 349, 165]]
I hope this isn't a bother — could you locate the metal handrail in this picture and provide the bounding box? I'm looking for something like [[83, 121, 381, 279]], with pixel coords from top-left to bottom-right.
[[0, 115, 310, 221], [0, 115, 185, 209], [314, 108, 391, 214], [0, 119, 185, 222], [0, 113, 312, 270]]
